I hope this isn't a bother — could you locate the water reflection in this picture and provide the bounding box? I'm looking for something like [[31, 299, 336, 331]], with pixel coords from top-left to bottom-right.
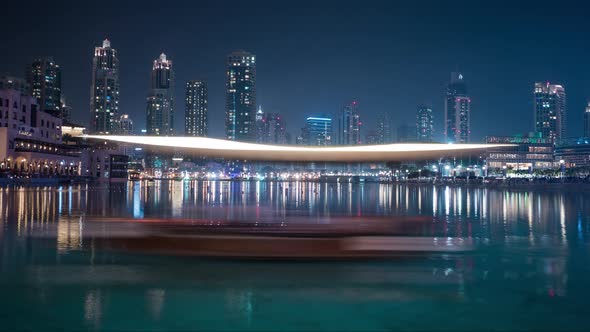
[[0, 182, 590, 330], [1, 182, 589, 247]]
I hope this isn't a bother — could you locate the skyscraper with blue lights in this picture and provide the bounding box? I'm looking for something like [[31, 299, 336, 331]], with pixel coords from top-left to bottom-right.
[[226, 51, 256, 142], [26, 56, 61, 118], [303, 116, 332, 146]]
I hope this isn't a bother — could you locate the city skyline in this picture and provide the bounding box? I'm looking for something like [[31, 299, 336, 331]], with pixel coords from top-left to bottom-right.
[[2, 1, 590, 141]]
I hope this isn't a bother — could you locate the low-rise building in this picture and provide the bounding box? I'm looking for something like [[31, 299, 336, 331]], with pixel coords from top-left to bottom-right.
[[0, 87, 129, 181], [485, 134, 555, 172], [0, 87, 79, 176], [554, 138, 590, 168]]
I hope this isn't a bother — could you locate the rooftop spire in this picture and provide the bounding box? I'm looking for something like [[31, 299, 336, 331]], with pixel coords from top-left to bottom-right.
[[102, 38, 111, 48]]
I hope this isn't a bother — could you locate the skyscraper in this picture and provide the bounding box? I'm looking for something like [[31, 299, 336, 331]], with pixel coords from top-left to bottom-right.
[[445, 72, 471, 143], [534, 82, 566, 142], [226, 51, 256, 142], [338, 101, 362, 145], [377, 113, 392, 144], [146, 53, 174, 136], [60, 95, 72, 123], [90, 39, 119, 134], [257, 110, 288, 145], [416, 105, 434, 142], [302, 116, 332, 146], [365, 130, 380, 145], [585, 102, 590, 137], [255, 105, 265, 143], [116, 114, 134, 135], [185, 80, 207, 136], [26, 56, 61, 117]]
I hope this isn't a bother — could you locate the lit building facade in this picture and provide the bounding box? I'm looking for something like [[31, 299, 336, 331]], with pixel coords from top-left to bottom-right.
[[255, 106, 265, 143], [377, 113, 392, 144], [0, 87, 78, 175], [185, 80, 207, 137], [26, 57, 62, 118], [257, 109, 288, 145], [90, 39, 119, 134], [365, 130, 380, 145], [338, 101, 362, 145], [146, 53, 174, 136], [534, 82, 566, 142], [445, 72, 471, 143], [302, 116, 332, 146], [225, 51, 256, 142], [416, 105, 433, 142], [584, 102, 590, 137], [60, 96, 72, 123], [554, 138, 590, 167], [485, 134, 555, 171], [0, 86, 128, 181], [116, 114, 133, 135]]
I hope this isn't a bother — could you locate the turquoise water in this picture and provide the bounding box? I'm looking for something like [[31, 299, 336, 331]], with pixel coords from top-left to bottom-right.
[[1, 181, 590, 331]]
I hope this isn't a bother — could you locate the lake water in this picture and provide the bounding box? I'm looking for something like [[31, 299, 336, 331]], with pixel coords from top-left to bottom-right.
[[1, 181, 590, 331]]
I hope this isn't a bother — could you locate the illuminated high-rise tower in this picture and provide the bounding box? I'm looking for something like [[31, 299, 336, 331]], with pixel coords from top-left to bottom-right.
[[585, 102, 590, 138], [90, 39, 119, 134], [416, 105, 434, 142], [377, 113, 392, 144], [444, 72, 471, 143], [146, 53, 174, 136], [116, 114, 134, 135], [185, 80, 207, 136], [225, 51, 256, 141], [534, 82, 566, 142], [338, 101, 362, 145], [302, 116, 333, 146], [26, 56, 61, 117]]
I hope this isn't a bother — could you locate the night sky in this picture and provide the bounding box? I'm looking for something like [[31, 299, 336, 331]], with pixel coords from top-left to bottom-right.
[[2, 0, 590, 142]]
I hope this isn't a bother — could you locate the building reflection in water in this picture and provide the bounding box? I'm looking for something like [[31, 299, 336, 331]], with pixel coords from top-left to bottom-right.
[[84, 289, 102, 329], [0, 181, 588, 327], [57, 215, 82, 253], [146, 288, 166, 321], [0, 182, 584, 245]]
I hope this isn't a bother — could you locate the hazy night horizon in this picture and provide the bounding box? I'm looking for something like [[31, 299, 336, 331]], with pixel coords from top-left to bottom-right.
[[2, 0, 590, 141]]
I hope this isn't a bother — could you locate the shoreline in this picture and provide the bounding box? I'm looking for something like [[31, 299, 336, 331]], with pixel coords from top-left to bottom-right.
[[1, 177, 589, 191]]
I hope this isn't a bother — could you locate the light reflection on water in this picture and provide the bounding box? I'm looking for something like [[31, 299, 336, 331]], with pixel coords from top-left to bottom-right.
[[0, 181, 590, 331]]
